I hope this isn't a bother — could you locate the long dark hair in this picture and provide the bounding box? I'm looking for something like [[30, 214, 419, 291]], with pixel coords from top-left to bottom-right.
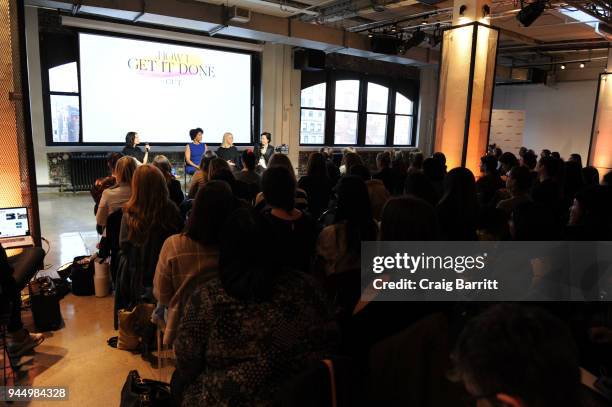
[[185, 181, 235, 245], [335, 175, 377, 253], [380, 197, 439, 241], [306, 152, 328, 179], [219, 208, 277, 300], [125, 131, 137, 147], [437, 167, 478, 239]]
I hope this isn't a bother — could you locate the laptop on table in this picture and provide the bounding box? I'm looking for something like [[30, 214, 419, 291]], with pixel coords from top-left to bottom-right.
[[0, 207, 35, 249]]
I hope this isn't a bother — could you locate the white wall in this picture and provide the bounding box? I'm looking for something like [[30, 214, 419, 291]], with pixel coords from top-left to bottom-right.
[[492, 81, 598, 160]]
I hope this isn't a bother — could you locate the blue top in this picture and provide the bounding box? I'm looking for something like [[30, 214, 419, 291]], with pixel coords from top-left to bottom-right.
[[186, 142, 205, 174]]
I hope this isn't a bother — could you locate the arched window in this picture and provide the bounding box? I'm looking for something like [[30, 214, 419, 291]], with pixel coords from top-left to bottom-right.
[[300, 75, 417, 146]]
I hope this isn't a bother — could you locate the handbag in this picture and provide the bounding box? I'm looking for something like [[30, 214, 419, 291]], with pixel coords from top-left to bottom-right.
[[120, 370, 172, 407], [117, 303, 155, 350]]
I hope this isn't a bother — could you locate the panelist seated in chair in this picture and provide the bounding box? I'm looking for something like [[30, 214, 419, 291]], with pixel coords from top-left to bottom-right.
[[185, 127, 207, 176], [0, 246, 44, 357]]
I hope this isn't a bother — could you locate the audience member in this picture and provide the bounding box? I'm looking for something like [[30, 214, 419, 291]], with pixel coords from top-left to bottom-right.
[[321, 147, 341, 183], [453, 304, 580, 407], [404, 171, 439, 208], [407, 151, 424, 174], [437, 167, 478, 240], [582, 166, 600, 187], [532, 156, 564, 222], [91, 152, 123, 214], [119, 165, 184, 293], [235, 149, 261, 186], [603, 170, 612, 186], [498, 152, 519, 176], [340, 151, 363, 176], [569, 153, 583, 168], [476, 155, 504, 207], [257, 153, 308, 211], [96, 156, 137, 232], [260, 166, 318, 273], [298, 152, 334, 219], [153, 181, 236, 344], [122, 131, 149, 164], [432, 151, 447, 175], [423, 157, 445, 198], [348, 163, 372, 182], [563, 160, 584, 210], [551, 151, 561, 160], [497, 165, 532, 216], [316, 175, 377, 276], [366, 178, 390, 222], [510, 202, 561, 241], [187, 150, 216, 199], [380, 196, 439, 241], [566, 185, 612, 240], [389, 150, 408, 195], [184, 128, 206, 175], [540, 149, 552, 159], [152, 155, 185, 208], [216, 132, 240, 168]]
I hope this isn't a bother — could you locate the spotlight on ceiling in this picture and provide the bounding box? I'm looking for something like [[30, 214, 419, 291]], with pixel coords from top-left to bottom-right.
[[428, 24, 442, 48], [401, 29, 426, 52], [579, 62, 585, 68], [560, 64, 566, 70], [368, 32, 373, 38], [516, 0, 546, 27], [482, 4, 491, 18], [391, 25, 397, 32]]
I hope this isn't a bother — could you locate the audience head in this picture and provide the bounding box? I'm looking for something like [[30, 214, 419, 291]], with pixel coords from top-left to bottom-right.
[[221, 132, 234, 148], [581, 166, 600, 187], [537, 156, 562, 182], [604, 170, 612, 187], [210, 168, 236, 188], [342, 152, 363, 174], [189, 128, 203, 142], [219, 208, 275, 300], [551, 151, 561, 160], [208, 158, 231, 181], [440, 167, 477, 210], [241, 149, 256, 171], [520, 150, 538, 171], [510, 202, 560, 240], [453, 304, 580, 407], [376, 151, 391, 170], [125, 131, 138, 147], [348, 164, 371, 182], [410, 152, 424, 170], [518, 146, 527, 157], [507, 165, 531, 197], [494, 147, 503, 160], [380, 196, 439, 241], [186, 180, 235, 245], [432, 152, 447, 171], [125, 165, 173, 243], [335, 175, 377, 251], [200, 150, 216, 172], [268, 153, 296, 180], [404, 172, 439, 207], [480, 155, 499, 175], [152, 155, 174, 182], [499, 152, 519, 174], [107, 152, 123, 173], [423, 157, 445, 183], [366, 179, 390, 222], [260, 132, 271, 145], [568, 153, 582, 168], [262, 166, 296, 213], [540, 149, 551, 159], [114, 156, 137, 185], [477, 207, 508, 241], [306, 152, 328, 179], [569, 185, 612, 238], [563, 160, 584, 198]]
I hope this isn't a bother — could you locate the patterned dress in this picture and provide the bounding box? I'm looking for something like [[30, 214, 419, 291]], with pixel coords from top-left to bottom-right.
[[174, 271, 337, 407]]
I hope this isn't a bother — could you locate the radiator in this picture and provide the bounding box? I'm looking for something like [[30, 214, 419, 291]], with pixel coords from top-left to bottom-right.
[[69, 154, 109, 192]]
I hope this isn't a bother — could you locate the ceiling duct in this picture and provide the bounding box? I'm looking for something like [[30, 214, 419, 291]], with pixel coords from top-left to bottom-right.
[[595, 22, 612, 41]]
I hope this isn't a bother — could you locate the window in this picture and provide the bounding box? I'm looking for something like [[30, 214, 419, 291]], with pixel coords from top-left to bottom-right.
[[299, 74, 417, 146], [300, 83, 326, 144], [48, 62, 80, 143]]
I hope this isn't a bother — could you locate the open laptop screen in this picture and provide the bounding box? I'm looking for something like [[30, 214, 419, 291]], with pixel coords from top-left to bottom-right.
[[0, 207, 30, 238]]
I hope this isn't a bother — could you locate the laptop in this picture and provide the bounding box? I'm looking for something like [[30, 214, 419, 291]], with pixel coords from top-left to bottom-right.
[[0, 207, 35, 249]]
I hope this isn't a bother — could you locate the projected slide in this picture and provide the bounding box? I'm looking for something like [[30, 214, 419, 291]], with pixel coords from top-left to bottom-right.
[[79, 33, 252, 144]]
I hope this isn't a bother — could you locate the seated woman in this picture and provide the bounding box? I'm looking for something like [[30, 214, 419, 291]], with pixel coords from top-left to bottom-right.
[[255, 153, 308, 212], [216, 132, 240, 168], [173, 208, 336, 406], [235, 149, 261, 186], [152, 155, 185, 208], [118, 165, 184, 306], [260, 166, 319, 273], [316, 175, 377, 277], [187, 150, 216, 199], [153, 181, 236, 345], [298, 152, 333, 220], [184, 128, 207, 175], [255, 132, 274, 169], [96, 156, 137, 232], [91, 152, 123, 215], [121, 131, 150, 164]]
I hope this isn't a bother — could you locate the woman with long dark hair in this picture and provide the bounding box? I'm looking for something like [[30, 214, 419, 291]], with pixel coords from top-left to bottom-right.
[[122, 131, 149, 164], [316, 175, 377, 276], [152, 155, 185, 208], [298, 152, 333, 219], [436, 167, 478, 240]]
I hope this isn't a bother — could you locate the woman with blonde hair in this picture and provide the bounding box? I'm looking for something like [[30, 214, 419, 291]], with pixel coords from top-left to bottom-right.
[[119, 165, 184, 290], [216, 132, 240, 168], [96, 156, 137, 231]]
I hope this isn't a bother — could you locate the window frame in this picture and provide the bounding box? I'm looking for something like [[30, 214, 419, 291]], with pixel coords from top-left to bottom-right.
[[299, 70, 418, 147]]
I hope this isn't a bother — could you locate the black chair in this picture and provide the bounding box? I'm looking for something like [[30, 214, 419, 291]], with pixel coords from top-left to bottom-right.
[[104, 209, 124, 287]]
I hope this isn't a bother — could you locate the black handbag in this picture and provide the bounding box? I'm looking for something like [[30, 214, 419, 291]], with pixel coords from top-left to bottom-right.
[[120, 370, 172, 407], [70, 255, 95, 296]]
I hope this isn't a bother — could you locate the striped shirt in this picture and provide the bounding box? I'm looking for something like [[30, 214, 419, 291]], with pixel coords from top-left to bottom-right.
[[153, 233, 219, 345]]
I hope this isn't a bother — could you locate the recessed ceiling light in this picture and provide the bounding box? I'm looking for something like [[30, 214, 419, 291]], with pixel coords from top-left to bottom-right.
[[579, 62, 585, 68], [560, 64, 566, 70]]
